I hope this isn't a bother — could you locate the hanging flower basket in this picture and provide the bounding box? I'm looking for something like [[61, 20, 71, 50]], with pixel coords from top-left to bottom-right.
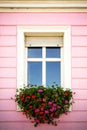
[[15, 84, 73, 127]]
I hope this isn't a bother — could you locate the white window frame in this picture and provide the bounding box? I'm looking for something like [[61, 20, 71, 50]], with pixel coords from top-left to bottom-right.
[[17, 26, 71, 89]]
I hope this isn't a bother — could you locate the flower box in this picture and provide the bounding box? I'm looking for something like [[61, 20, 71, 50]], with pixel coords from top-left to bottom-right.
[[15, 84, 73, 127]]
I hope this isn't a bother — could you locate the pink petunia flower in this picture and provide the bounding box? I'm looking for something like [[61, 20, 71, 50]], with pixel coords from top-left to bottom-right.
[[43, 98, 46, 102], [45, 110, 49, 114], [35, 108, 40, 113], [50, 107, 55, 112], [48, 101, 52, 105], [53, 103, 57, 107], [58, 105, 61, 109], [38, 89, 43, 93], [40, 107, 44, 111], [65, 100, 69, 104]]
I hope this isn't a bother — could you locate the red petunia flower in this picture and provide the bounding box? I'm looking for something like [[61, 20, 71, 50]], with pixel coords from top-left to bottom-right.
[[64, 91, 68, 96], [42, 103, 46, 107], [26, 96, 31, 99], [20, 97, 25, 101], [29, 105, 33, 109], [38, 99, 42, 102], [32, 95, 36, 99], [40, 111, 44, 115]]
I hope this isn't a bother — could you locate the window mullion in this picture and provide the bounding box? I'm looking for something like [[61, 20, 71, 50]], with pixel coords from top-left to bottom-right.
[[27, 58, 42, 62], [45, 58, 61, 62], [42, 47, 46, 87]]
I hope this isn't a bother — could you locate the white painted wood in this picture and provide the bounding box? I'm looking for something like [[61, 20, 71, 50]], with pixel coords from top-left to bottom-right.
[[42, 47, 46, 87], [25, 36, 63, 47], [27, 58, 61, 62], [0, 1, 87, 8], [63, 26, 71, 89], [17, 28, 25, 89]]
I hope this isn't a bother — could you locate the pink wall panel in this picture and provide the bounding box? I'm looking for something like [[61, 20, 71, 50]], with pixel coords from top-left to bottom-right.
[[0, 13, 87, 25], [0, 89, 16, 99], [0, 100, 16, 110], [60, 112, 87, 122], [0, 47, 16, 57], [73, 90, 87, 100], [0, 68, 16, 78], [73, 100, 87, 111], [72, 68, 87, 78], [0, 26, 17, 35], [72, 47, 87, 57], [0, 112, 27, 121], [0, 36, 16, 46], [0, 78, 16, 89], [0, 111, 87, 122], [72, 58, 87, 67], [0, 58, 16, 67], [72, 36, 87, 46], [72, 26, 87, 35], [0, 122, 30, 130], [0, 122, 87, 130], [72, 79, 87, 89]]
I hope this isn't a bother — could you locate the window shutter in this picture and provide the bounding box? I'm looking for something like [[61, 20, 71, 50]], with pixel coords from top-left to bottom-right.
[[25, 36, 63, 47]]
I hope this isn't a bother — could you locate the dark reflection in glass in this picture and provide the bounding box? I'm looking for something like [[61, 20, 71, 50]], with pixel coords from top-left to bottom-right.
[[27, 62, 42, 85], [46, 47, 60, 58], [46, 62, 61, 86], [28, 47, 42, 58]]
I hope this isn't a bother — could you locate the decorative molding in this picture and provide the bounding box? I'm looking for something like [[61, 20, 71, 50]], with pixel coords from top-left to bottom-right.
[[0, 2, 87, 8], [0, 1, 87, 12]]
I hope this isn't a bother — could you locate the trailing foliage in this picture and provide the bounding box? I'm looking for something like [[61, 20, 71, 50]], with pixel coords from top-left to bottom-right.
[[15, 84, 73, 127]]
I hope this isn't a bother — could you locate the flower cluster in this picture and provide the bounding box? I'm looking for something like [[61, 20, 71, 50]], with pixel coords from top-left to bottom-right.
[[15, 84, 73, 127]]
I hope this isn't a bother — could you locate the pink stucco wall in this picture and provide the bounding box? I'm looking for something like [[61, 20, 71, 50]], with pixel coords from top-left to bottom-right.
[[0, 12, 87, 130]]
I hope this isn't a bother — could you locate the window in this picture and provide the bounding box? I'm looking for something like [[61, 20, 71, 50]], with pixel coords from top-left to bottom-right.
[[17, 26, 71, 89], [25, 35, 63, 86], [27, 47, 61, 86]]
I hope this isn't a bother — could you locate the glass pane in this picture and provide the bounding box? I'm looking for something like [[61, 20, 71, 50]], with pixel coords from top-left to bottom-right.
[[28, 47, 42, 58], [46, 62, 61, 86], [27, 62, 42, 85], [46, 47, 60, 58]]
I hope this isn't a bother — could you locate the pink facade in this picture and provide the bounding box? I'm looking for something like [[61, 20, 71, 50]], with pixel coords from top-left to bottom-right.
[[0, 12, 87, 130]]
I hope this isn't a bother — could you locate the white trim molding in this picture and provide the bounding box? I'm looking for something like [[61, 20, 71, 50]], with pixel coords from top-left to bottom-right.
[[0, 1, 87, 12], [17, 26, 71, 89], [0, 1, 87, 8]]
